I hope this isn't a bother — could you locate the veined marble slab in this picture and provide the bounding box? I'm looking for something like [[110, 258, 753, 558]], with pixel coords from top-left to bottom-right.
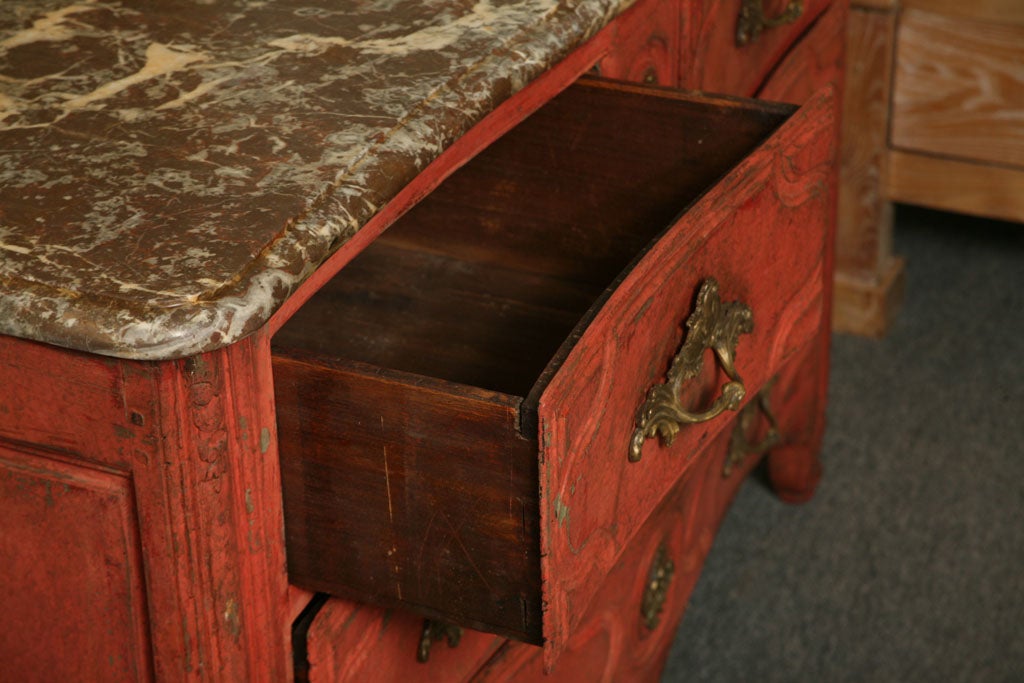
[[0, 0, 633, 359]]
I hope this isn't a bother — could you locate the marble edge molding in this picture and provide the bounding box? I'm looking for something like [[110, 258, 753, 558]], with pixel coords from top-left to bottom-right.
[[0, 0, 634, 361]]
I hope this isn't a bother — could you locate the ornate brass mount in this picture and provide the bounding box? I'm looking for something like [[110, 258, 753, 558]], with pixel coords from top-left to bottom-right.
[[724, 379, 782, 477], [641, 544, 676, 630], [629, 278, 754, 463], [416, 619, 462, 663], [736, 0, 804, 46]]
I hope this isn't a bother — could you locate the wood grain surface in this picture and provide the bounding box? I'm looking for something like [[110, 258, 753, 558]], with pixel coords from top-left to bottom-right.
[[892, 9, 1024, 168], [838, 5, 896, 278], [274, 354, 542, 642], [834, 3, 905, 336], [903, 0, 1024, 26], [887, 150, 1024, 223]]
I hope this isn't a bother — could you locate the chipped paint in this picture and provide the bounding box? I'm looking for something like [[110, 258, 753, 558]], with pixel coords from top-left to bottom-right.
[[223, 597, 241, 639], [258, 427, 271, 454], [0, 0, 637, 360], [553, 495, 570, 528], [113, 424, 134, 439]]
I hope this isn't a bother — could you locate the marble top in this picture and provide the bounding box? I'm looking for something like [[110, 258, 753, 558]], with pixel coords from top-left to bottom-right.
[[0, 0, 632, 359]]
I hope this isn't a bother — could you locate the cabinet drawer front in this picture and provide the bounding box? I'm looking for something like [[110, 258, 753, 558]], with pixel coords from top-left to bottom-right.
[[683, 0, 833, 97], [538, 86, 835, 662], [273, 78, 834, 658], [300, 598, 503, 683], [891, 9, 1024, 168]]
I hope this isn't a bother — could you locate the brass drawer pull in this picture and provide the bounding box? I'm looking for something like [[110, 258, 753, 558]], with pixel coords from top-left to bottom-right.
[[641, 544, 675, 630], [723, 379, 782, 477], [629, 278, 753, 462], [416, 619, 462, 663], [736, 0, 804, 46]]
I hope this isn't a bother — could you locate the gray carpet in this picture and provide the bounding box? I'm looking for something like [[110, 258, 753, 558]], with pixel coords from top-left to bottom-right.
[[662, 206, 1024, 682]]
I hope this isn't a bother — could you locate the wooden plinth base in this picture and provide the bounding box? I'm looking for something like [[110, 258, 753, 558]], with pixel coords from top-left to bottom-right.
[[832, 257, 906, 337]]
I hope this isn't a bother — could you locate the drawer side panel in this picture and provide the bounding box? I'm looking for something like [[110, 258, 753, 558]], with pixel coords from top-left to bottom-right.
[[275, 357, 542, 641]]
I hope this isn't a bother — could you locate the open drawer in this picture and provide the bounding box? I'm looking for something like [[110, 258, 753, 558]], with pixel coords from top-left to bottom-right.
[[272, 77, 835, 662]]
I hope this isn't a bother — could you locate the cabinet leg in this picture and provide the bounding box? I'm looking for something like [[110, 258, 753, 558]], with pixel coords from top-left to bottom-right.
[[762, 326, 828, 505], [835, 3, 905, 336], [766, 444, 822, 504]]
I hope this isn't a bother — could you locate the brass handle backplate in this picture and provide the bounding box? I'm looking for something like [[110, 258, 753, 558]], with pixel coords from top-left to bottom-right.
[[416, 619, 462, 663], [723, 378, 782, 477], [629, 278, 754, 463], [736, 0, 804, 46], [641, 544, 676, 630]]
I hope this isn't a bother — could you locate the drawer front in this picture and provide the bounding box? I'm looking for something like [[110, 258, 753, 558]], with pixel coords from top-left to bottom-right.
[[301, 598, 503, 683], [593, 0, 681, 87], [474, 423, 761, 681], [537, 86, 836, 664], [757, 0, 847, 105], [891, 9, 1024, 168], [682, 0, 833, 97]]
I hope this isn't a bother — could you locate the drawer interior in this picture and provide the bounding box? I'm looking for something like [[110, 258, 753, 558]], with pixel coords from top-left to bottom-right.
[[273, 78, 792, 400]]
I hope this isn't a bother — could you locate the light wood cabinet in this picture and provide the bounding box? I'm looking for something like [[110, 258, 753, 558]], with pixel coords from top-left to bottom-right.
[[837, 0, 1024, 336]]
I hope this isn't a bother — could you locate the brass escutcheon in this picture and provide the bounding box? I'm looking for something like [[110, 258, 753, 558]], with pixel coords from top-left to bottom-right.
[[641, 544, 676, 630], [736, 0, 804, 46], [723, 379, 782, 477], [416, 619, 462, 663], [629, 278, 753, 463]]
